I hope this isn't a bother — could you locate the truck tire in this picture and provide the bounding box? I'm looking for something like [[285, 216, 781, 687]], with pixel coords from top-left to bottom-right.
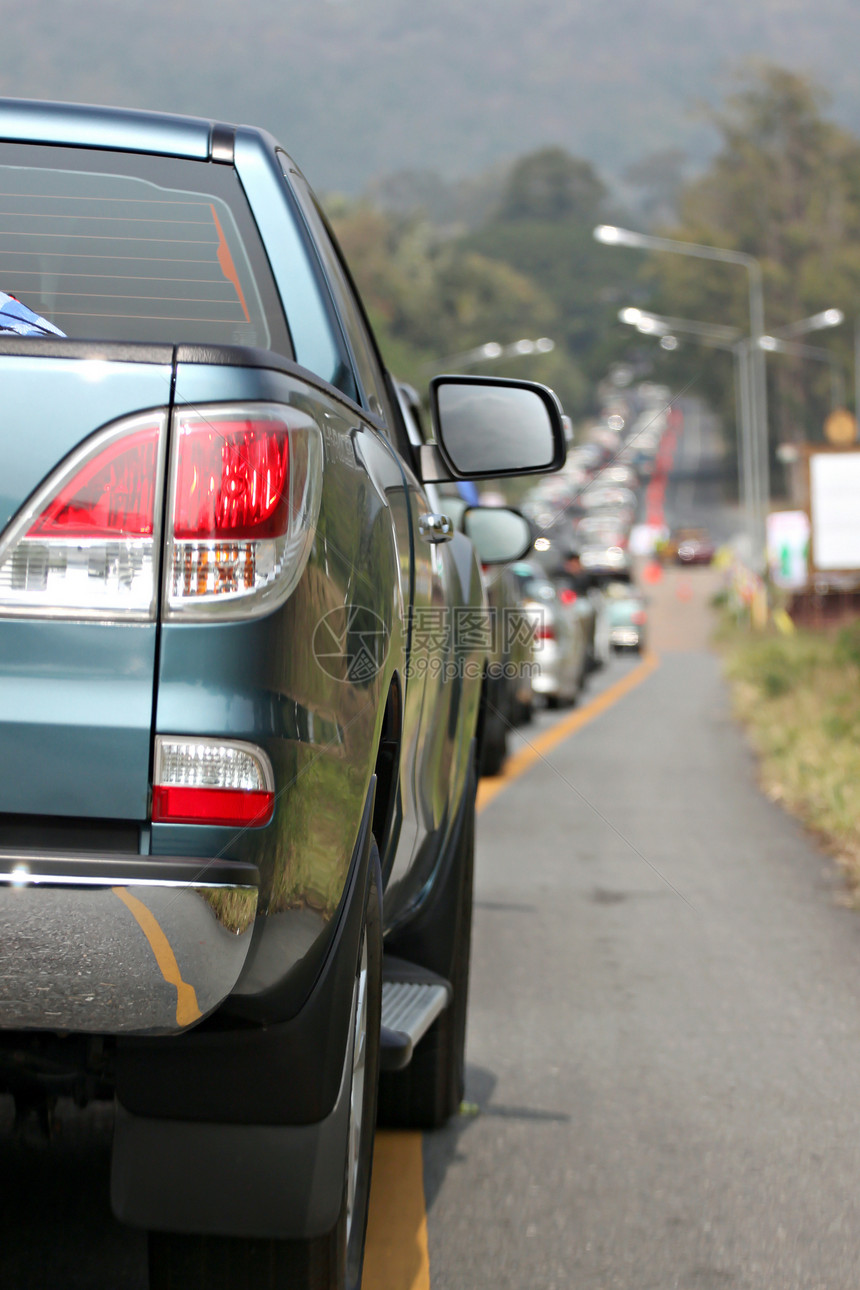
[[377, 764, 475, 1130], [147, 847, 383, 1290], [478, 706, 507, 777]]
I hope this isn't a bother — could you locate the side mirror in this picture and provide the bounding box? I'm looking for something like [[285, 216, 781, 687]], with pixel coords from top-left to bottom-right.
[[430, 375, 566, 479], [462, 506, 533, 566]]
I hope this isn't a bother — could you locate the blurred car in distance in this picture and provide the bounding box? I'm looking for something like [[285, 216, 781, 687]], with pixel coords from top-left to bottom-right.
[[672, 528, 716, 565], [511, 562, 587, 708], [580, 544, 632, 579], [445, 495, 537, 770], [576, 514, 630, 547], [606, 583, 648, 652]]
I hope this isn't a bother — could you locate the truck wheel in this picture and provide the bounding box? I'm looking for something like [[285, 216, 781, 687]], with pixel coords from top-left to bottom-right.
[[147, 848, 383, 1290], [478, 707, 507, 777], [377, 766, 475, 1130]]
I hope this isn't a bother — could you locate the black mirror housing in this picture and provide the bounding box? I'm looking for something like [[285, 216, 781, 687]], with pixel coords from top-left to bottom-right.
[[430, 374, 567, 480]]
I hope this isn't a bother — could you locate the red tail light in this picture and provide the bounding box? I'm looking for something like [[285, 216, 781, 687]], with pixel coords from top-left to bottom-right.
[[535, 624, 556, 641], [174, 418, 290, 540], [166, 404, 322, 620], [152, 786, 274, 827], [27, 425, 160, 539], [0, 411, 167, 620], [559, 588, 577, 606], [152, 737, 275, 828]]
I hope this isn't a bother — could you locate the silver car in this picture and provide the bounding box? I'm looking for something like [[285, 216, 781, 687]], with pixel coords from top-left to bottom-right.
[[512, 563, 587, 707]]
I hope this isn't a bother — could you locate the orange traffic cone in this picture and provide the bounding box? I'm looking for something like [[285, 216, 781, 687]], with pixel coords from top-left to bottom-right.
[[642, 561, 663, 585]]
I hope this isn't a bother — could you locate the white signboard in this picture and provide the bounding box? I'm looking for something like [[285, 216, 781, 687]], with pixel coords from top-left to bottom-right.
[[767, 510, 810, 588], [628, 522, 667, 556], [809, 451, 860, 570]]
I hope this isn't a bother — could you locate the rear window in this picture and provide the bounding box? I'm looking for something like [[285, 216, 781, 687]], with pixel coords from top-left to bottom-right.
[[0, 143, 290, 352]]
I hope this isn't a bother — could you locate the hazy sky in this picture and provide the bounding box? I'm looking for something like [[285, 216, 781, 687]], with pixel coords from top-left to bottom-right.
[[1, 0, 858, 191]]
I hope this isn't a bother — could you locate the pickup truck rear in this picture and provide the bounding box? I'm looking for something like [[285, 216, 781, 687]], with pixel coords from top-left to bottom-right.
[[0, 98, 566, 1290]]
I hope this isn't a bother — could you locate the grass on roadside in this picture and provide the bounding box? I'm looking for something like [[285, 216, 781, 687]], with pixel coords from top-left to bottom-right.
[[722, 618, 860, 899]]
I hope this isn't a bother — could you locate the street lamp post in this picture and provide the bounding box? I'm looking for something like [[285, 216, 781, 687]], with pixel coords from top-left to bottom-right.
[[618, 305, 845, 560], [596, 224, 769, 568]]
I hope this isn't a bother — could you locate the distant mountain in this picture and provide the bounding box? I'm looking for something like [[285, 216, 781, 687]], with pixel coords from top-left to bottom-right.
[[1, 0, 859, 193]]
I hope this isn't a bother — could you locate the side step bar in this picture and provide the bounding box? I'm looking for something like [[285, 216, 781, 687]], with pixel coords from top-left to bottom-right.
[[379, 956, 451, 1072]]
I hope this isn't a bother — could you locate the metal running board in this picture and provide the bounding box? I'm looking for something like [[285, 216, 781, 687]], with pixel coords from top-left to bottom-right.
[[379, 957, 451, 1071]]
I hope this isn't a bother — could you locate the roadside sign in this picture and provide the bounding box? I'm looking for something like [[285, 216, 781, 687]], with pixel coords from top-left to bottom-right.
[[766, 510, 810, 589], [807, 448, 860, 571]]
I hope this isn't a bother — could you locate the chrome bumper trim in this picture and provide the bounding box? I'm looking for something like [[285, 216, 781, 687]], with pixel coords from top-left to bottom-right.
[[0, 850, 259, 1035]]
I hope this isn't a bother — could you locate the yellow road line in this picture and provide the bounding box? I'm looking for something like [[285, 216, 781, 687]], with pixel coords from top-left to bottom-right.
[[364, 1131, 431, 1290], [477, 650, 660, 814], [112, 886, 202, 1027]]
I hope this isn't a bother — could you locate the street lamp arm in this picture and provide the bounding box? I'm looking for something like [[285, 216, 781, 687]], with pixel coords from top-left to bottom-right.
[[594, 224, 761, 275], [619, 306, 740, 344], [423, 336, 555, 375], [770, 309, 844, 339], [759, 336, 837, 361]]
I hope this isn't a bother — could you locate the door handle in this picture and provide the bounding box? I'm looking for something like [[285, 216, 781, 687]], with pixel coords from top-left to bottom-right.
[[418, 512, 454, 543]]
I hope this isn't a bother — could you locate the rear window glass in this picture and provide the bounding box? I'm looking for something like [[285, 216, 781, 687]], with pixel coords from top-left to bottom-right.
[[0, 143, 290, 352]]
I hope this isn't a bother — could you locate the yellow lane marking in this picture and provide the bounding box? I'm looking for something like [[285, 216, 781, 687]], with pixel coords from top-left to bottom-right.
[[364, 1131, 431, 1290], [112, 886, 202, 1027], [476, 650, 660, 814]]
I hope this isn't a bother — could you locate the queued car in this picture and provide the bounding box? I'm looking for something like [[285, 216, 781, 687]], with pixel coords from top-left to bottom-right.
[[0, 99, 567, 1289], [443, 494, 536, 771], [530, 535, 612, 674], [580, 544, 632, 579], [606, 583, 648, 652], [575, 514, 629, 548], [674, 527, 716, 565], [511, 562, 587, 708]]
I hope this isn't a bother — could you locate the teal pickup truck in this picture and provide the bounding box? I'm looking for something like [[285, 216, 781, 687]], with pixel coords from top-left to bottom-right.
[[0, 99, 565, 1289]]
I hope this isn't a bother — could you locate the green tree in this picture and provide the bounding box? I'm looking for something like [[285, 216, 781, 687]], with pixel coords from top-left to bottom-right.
[[461, 147, 636, 413], [328, 199, 561, 396], [644, 64, 860, 469], [498, 148, 607, 224]]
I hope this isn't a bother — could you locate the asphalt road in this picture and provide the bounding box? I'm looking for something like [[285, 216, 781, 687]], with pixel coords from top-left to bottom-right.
[[419, 594, 860, 1289], [415, 417, 860, 1289]]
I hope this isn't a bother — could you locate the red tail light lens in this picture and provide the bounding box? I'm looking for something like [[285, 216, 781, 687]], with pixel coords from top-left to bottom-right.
[[152, 786, 274, 828], [0, 411, 167, 620], [558, 588, 577, 606], [535, 624, 556, 641], [174, 419, 290, 540], [152, 737, 275, 828], [166, 404, 322, 620], [27, 425, 159, 539]]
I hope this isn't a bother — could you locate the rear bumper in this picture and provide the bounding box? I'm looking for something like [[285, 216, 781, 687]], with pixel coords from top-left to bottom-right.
[[531, 640, 560, 694], [0, 852, 259, 1036], [610, 626, 642, 648]]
